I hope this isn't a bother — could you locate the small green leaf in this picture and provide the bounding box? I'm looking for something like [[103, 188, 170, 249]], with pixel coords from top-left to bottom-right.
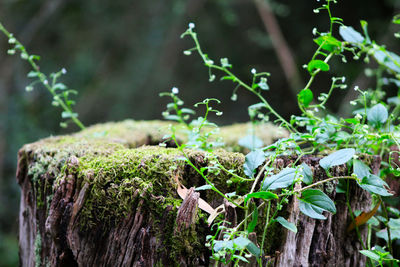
[[301, 163, 313, 185], [298, 89, 314, 107], [359, 250, 380, 261], [313, 35, 342, 52], [247, 204, 258, 233], [244, 150, 265, 178], [353, 159, 370, 179], [307, 60, 330, 73], [319, 148, 355, 170], [195, 185, 212, 191], [367, 104, 388, 126], [275, 216, 297, 233], [262, 168, 297, 191], [299, 189, 336, 220], [339, 26, 365, 43], [358, 174, 392, 196], [244, 191, 278, 205]]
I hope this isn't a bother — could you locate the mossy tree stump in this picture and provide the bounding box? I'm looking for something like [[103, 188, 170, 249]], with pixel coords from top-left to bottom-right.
[[16, 120, 376, 266]]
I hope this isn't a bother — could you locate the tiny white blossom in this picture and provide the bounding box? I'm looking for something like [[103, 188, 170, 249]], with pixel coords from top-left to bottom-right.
[[314, 108, 319, 112], [355, 113, 362, 120], [189, 23, 195, 29], [172, 87, 179, 94], [61, 68, 67, 74], [43, 80, 48, 85], [354, 85, 359, 91], [251, 68, 256, 74], [341, 76, 346, 83], [312, 28, 317, 35], [350, 100, 357, 106]]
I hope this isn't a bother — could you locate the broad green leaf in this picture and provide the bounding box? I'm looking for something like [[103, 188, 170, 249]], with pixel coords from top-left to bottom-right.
[[275, 216, 297, 233], [299, 201, 326, 220], [319, 148, 355, 170], [359, 250, 380, 261], [213, 240, 233, 252], [376, 228, 400, 241], [247, 204, 258, 233], [301, 163, 313, 185], [299, 189, 336, 220], [313, 35, 342, 52], [246, 241, 261, 257], [244, 150, 265, 178], [307, 59, 330, 73], [232, 236, 250, 250], [244, 191, 278, 205], [339, 26, 364, 43], [353, 159, 370, 179], [358, 174, 392, 196], [262, 168, 297, 191], [298, 89, 314, 107], [367, 104, 388, 126], [195, 185, 212, 191], [372, 49, 400, 73]]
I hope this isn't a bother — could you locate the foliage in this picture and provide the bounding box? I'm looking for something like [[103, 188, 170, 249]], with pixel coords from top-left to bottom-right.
[[157, 0, 400, 265]]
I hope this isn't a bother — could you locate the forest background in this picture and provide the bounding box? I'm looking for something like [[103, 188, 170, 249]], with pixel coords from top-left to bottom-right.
[[0, 0, 398, 265]]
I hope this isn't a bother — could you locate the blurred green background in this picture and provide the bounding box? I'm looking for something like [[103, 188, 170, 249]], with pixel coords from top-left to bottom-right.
[[0, 0, 398, 265]]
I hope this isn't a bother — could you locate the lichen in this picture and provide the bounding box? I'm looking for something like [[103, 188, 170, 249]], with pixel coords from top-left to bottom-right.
[[34, 230, 42, 267]]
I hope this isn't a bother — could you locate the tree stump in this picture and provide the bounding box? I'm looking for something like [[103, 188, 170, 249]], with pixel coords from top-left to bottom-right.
[[16, 120, 377, 266]]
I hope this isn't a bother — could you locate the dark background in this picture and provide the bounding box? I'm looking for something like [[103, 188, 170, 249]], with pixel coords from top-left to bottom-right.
[[0, 0, 398, 265]]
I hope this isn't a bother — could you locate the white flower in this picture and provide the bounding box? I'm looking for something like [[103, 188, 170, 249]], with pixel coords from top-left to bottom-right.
[[350, 101, 357, 106], [251, 68, 256, 74], [355, 113, 362, 120], [312, 28, 317, 35], [43, 80, 48, 85], [172, 87, 179, 94], [189, 23, 195, 29], [61, 68, 67, 74], [354, 85, 359, 91], [341, 76, 346, 83]]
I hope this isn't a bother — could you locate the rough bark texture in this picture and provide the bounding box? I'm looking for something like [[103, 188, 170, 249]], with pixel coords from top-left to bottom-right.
[[16, 120, 377, 266]]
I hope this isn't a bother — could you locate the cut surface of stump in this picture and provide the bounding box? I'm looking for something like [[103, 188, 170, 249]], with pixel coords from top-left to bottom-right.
[[16, 120, 377, 266]]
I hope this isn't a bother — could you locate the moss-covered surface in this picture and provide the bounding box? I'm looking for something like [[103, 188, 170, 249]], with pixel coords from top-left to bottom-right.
[[20, 120, 287, 264]]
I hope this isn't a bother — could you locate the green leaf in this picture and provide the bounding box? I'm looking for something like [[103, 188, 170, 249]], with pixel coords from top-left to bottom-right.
[[275, 216, 297, 233], [247, 204, 258, 233], [319, 148, 355, 170], [339, 26, 365, 43], [299, 189, 336, 220], [195, 185, 212, 191], [244, 191, 278, 205], [246, 241, 261, 257], [262, 168, 297, 191], [301, 163, 313, 185], [359, 250, 380, 261], [298, 89, 313, 107], [243, 150, 265, 178], [358, 174, 392, 196], [232, 236, 250, 250], [353, 159, 370, 180], [313, 35, 342, 52], [307, 59, 330, 73], [367, 104, 388, 126]]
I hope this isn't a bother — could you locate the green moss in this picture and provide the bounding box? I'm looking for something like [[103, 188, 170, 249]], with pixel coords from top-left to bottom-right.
[[34, 230, 42, 267], [20, 120, 287, 263]]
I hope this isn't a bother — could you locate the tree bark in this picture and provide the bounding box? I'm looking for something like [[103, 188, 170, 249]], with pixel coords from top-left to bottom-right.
[[16, 120, 376, 266]]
